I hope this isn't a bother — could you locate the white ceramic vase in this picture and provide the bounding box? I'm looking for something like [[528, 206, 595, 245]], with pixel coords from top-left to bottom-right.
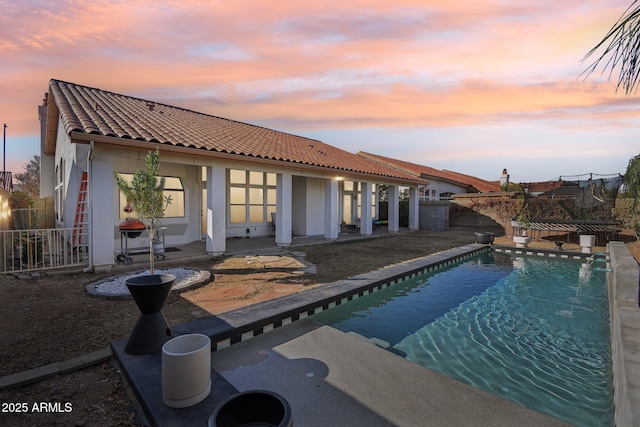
[[162, 333, 212, 408], [579, 235, 596, 253], [513, 236, 531, 248]]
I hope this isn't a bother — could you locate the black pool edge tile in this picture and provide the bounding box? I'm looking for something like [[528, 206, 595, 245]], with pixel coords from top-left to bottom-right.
[[491, 244, 605, 260], [172, 244, 490, 346]]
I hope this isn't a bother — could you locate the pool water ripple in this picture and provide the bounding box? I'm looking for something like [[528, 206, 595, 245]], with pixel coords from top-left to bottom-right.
[[315, 252, 613, 426]]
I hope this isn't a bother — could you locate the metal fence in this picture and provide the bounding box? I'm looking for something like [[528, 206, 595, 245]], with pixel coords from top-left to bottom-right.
[[1, 228, 88, 274]]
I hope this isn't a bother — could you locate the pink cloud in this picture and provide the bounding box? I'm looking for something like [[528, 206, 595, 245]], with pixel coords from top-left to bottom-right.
[[0, 0, 637, 140]]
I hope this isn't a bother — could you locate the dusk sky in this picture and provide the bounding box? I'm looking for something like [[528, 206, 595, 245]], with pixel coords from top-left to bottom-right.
[[1, 0, 639, 183]]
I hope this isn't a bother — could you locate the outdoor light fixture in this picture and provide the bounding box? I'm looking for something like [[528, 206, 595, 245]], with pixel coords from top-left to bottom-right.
[[0, 196, 9, 220]]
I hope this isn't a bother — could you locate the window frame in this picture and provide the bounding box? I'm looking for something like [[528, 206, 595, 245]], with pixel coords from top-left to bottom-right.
[[228, 169, 277, 226], [115, 172, 185, 219]]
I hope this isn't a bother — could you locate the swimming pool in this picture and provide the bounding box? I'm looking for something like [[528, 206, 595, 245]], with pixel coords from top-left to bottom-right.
[[313, 251, 613, 426]]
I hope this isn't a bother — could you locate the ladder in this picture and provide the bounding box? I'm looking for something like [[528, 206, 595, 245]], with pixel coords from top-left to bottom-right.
[[71, 171, 89, 258]]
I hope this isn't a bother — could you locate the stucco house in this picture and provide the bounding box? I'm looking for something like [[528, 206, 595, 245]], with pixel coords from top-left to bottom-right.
[[38, 79, 426, 271], [357, 152, 501, 200]]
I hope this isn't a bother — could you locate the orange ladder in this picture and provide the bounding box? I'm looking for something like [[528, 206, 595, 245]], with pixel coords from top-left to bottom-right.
[[71, 171, 89, 256]]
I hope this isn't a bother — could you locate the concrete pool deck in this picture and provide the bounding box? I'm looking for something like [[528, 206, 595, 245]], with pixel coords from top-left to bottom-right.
[[112, 242, 639, 426], [210, 318, 569, 426]]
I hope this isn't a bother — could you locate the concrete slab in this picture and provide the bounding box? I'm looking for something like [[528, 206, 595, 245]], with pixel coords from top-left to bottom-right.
[[212, 318, 570, 427]]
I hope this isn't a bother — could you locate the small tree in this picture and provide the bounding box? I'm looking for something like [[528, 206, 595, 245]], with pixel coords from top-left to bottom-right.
[[614, 153, 640, 240], [14, 155, 40, 198], [625, 153, 640, 209], [114, 150, 171, 274]]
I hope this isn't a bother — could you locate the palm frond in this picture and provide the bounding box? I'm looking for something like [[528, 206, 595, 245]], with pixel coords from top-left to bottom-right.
[[582, 1, 640, 95]]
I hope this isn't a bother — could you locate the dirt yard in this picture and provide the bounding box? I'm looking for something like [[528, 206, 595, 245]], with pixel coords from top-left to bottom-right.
[[1, 230, 638, 426]]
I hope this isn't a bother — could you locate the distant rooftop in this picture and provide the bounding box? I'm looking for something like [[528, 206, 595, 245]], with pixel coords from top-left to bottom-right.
[[357, 152, 501, 192]]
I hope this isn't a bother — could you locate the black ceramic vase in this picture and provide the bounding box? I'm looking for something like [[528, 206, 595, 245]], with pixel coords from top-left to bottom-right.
[[124, 273, 176, 355]]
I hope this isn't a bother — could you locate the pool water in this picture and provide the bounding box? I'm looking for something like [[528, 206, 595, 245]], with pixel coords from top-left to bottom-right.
[[313, 252, 613, 426]]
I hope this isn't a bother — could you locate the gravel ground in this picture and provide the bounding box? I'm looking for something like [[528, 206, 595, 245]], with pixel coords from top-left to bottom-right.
[[90, 268, 212, 298]]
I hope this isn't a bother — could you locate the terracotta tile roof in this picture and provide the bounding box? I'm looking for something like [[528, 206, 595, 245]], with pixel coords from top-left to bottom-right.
[[357, 152, 500, 193], [524, 180, 570, 195], [45, 79, 425, 185]]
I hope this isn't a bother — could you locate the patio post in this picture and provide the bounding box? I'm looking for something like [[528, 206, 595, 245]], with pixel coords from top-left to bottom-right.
[[408, 186, 419, 231], [276, 172, 292, 247], [206, 164, 226, 255], [92, 153, 116, 269], [360, 181, 373, 236], [324, 178, 339, 240], [388, 185, 400, 233]]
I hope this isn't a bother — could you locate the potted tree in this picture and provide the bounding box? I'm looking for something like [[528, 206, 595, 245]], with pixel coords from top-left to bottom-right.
[[114, 149, 175, 354]]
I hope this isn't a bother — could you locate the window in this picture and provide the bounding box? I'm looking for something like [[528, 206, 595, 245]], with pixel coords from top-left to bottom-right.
[[419, 187, 429, 200], [228, 169, 277, 225], [371, 184, 377, 218], [344, 181, 376, 222], [116, 173, 185, 219], [354, 182, 377, 218], [54, 159, 64, 222]]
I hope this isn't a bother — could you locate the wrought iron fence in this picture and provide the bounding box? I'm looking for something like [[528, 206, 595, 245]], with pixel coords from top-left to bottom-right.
[[0, 228, 88, 274]]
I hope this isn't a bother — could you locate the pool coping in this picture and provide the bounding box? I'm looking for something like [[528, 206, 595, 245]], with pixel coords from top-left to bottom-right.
[[112, 243, 629, 426], [606, 241, 640, 427]]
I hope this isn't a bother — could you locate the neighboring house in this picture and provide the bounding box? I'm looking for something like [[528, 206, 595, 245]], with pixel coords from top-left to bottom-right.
[[521, 180, 569, 197], [38, 80, 426, 271], [357, 152, 501, 200]]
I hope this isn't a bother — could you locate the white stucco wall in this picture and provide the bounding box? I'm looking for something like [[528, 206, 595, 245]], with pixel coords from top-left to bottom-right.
[[54, 118, 89, 229], [424, 180, 467, 200], [305, 177, 325, 236], [291, 176, 325, 236], [292, 176, 306, 235], [91, 146, 116, 268], [39, 154, 55, 198]]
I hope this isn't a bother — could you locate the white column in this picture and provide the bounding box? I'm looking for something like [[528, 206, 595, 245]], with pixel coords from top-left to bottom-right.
[[324, 178, 339, 240], [408, 186, 419, 231], [360, 181, 373, 236], [276, 172, 292, 247], [206, 164, 226, 255], [350, 181, 358, 225], [374, 184, 380, 220], [93, 153, 115, 270], [388, 185, 400, 233]]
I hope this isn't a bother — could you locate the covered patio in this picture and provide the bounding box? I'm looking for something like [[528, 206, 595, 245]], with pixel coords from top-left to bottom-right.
[[110, 226, 413, 274], [40, 80, 426, 272]]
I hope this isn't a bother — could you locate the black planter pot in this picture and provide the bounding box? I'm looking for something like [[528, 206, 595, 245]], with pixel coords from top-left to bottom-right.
[[474, 232, 495, 244], [209, 390, 293, 427], [124, 273, 175, 355]]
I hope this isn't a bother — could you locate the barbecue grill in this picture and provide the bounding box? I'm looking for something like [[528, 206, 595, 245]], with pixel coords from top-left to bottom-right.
[[119, 219, 145, 238]]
